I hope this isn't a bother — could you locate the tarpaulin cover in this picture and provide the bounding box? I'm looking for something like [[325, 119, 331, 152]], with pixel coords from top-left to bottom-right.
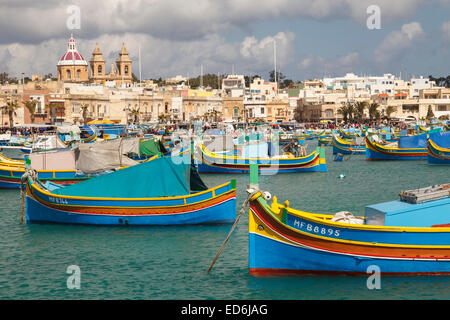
[[398, 133, 427, 149], [429, 131, 450, 148], [29, 149, 76, 171], [139, 139, 161, 157], [52, 156, 191, 198], [204, 135, 235, 153], [74, 139, 138, 174]]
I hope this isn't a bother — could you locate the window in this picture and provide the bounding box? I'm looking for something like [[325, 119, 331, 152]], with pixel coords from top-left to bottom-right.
[[261, 107, 265, 114], [77, 69, 81, 79], [125, 66, 129, 74], [66, 70, 71, 79], [98, 65, 102, 74]]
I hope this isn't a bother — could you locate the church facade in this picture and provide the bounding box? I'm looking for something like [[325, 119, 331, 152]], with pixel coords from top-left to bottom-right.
[[57, 35, 133, 86]]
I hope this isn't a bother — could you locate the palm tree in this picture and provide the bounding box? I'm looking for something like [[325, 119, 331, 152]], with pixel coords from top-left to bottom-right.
[[354, 101, 368, 123], [368, 102, 380, 123], [46, 102, 59, 125], [337, 104, 349, 123], [80, 104, 90, 126], [24, 99, 37, 124], [1, 100, 20, 129], [129, 106, 140, 124], [346, 102, 356, 123], [385, 106, 396, 120]]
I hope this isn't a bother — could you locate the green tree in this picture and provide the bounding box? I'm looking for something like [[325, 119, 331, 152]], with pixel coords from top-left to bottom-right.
[[269, 70, 286, 83], [1, 100, 20, 129], [338, 104, 350, 123], [46, 102, 59, 125], [426, 105, 435, 120], [80, 104, 90, 126], [24, 99, 37, 124], [385, 106, 396, 120], [368, 102, 380, 123], [354, 101, 368, 123]]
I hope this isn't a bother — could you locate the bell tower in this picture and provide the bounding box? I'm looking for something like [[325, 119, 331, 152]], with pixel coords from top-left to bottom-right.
[[116, 43, 132, 86], [90, 43, 106, 84]]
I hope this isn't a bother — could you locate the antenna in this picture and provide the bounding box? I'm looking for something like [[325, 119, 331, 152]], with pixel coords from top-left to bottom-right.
[[274, 39, 277, 87], [139, 46, 142, 85]]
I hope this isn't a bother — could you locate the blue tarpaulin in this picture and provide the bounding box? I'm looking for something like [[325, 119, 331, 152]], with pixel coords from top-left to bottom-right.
[[398, 134, 427, 149], [429, 131, 450, 148]]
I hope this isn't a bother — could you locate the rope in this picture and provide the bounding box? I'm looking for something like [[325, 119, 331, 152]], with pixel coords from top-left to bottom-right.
[[207, 189, 259, 273]]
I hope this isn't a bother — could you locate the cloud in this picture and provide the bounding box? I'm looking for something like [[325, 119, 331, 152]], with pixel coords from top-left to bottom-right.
[[0, 31, 296, 79], [0, 0, 430, 45], [442, 21, 450, 42], [298, 52, 361, 78], [373, 22, 425, 66]]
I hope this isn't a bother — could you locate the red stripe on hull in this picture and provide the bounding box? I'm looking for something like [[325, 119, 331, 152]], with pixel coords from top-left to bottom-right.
[[249, 268, 450, 277]]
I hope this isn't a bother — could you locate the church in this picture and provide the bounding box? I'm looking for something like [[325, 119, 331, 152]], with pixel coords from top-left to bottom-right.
[[57, 35, 133, 86]]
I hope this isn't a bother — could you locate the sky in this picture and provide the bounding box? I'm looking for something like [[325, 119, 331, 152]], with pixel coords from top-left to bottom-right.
[[1, 0, 450, 82]]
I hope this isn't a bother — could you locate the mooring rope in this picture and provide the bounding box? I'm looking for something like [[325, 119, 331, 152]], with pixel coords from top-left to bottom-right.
[[207, 189, 259, 273]]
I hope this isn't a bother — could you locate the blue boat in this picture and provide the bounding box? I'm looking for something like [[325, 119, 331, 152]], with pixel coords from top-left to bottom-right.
[[428, 131, 450, 165], [24, 156, 237, 226]]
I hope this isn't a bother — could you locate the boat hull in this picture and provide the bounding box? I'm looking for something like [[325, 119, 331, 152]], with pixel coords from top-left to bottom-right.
[[365, 137, 427, 161], [25, 179, 237, 226], [248, 195, 450, 276]]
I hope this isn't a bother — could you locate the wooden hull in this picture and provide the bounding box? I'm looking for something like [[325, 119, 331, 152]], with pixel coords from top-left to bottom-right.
[[0, 165, 89, 189], [365, 137, 427, 161], [197, 145, 327, 174], [249, 194, 450, 276], [332, 135, 365, 155], [428, 138, 450, 165], [25, 178, 237, 226]]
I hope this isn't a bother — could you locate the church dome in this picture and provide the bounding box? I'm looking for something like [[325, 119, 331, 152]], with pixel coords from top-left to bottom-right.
[[57, 35, 88, 66]]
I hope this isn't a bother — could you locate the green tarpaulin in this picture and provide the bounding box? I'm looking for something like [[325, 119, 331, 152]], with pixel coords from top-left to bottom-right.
[[139, 139, 162, 157]]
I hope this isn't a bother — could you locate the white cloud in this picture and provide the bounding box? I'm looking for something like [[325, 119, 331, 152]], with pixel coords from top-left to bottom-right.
[[0, 31, 296, 79], [442, 21, 450, 41], [373, 22, 425, 66], [298, 52, 361, 78]]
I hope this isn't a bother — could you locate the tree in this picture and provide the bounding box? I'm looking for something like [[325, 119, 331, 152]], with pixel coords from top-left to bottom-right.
[[426, 105, 435, 120], [368, 102, 380, 123], [385, 106, 396, 120], [1, 100, 20, 129], [354, 101, 368, 123], [338, 105, 350, 123], [129, 106, 140, 124], [46, 102, 59, 125], [269, 70, 286, 83], [80, 104, 90, 126], [346, 102, 356, 123], [24, 99, 37, 124]]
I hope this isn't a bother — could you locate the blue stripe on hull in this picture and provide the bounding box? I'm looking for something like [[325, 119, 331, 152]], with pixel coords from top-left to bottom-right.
[[365, 148, 427, 161], [26, 196, 237, 226], [428, 154, 450, 164], [249, 233, 450, 274], [197, 163, 326, 174]]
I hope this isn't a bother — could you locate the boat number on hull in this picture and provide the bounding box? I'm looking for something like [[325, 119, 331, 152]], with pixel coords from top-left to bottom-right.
[[289, 217, 340, 238], [49, 196, 69, 205]]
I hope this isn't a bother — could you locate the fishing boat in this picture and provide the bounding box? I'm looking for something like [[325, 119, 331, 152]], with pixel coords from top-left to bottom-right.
[[24, 156, 237, 226], [318, 135, 332, 146], [428, 132, 450, 165], [196, 143, 327, 174], [332, 135, 365, 155], [248, 184, 450, 276], [338, 128, 363, 140], [365, 134, 428, 161]]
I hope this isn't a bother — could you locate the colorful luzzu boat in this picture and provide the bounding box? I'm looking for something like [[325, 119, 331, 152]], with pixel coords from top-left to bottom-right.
[[318, 135, 332, 146], [196, 144, 327, 174], [427, 132, 450, 165], [365, 135, 428, 161], [248, 184, 450, 276], [332, 135, 365, 155], [24, 156, 237, 226]]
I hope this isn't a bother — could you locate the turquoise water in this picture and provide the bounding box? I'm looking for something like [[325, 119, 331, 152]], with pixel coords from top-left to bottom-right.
[[1, 145, 449, 300]]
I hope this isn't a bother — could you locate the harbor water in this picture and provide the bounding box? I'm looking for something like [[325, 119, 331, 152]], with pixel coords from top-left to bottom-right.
[[1, 145, 449, 300]]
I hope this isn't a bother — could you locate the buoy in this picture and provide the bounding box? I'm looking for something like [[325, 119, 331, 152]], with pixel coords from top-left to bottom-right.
[[338, 173, 346, 179]]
